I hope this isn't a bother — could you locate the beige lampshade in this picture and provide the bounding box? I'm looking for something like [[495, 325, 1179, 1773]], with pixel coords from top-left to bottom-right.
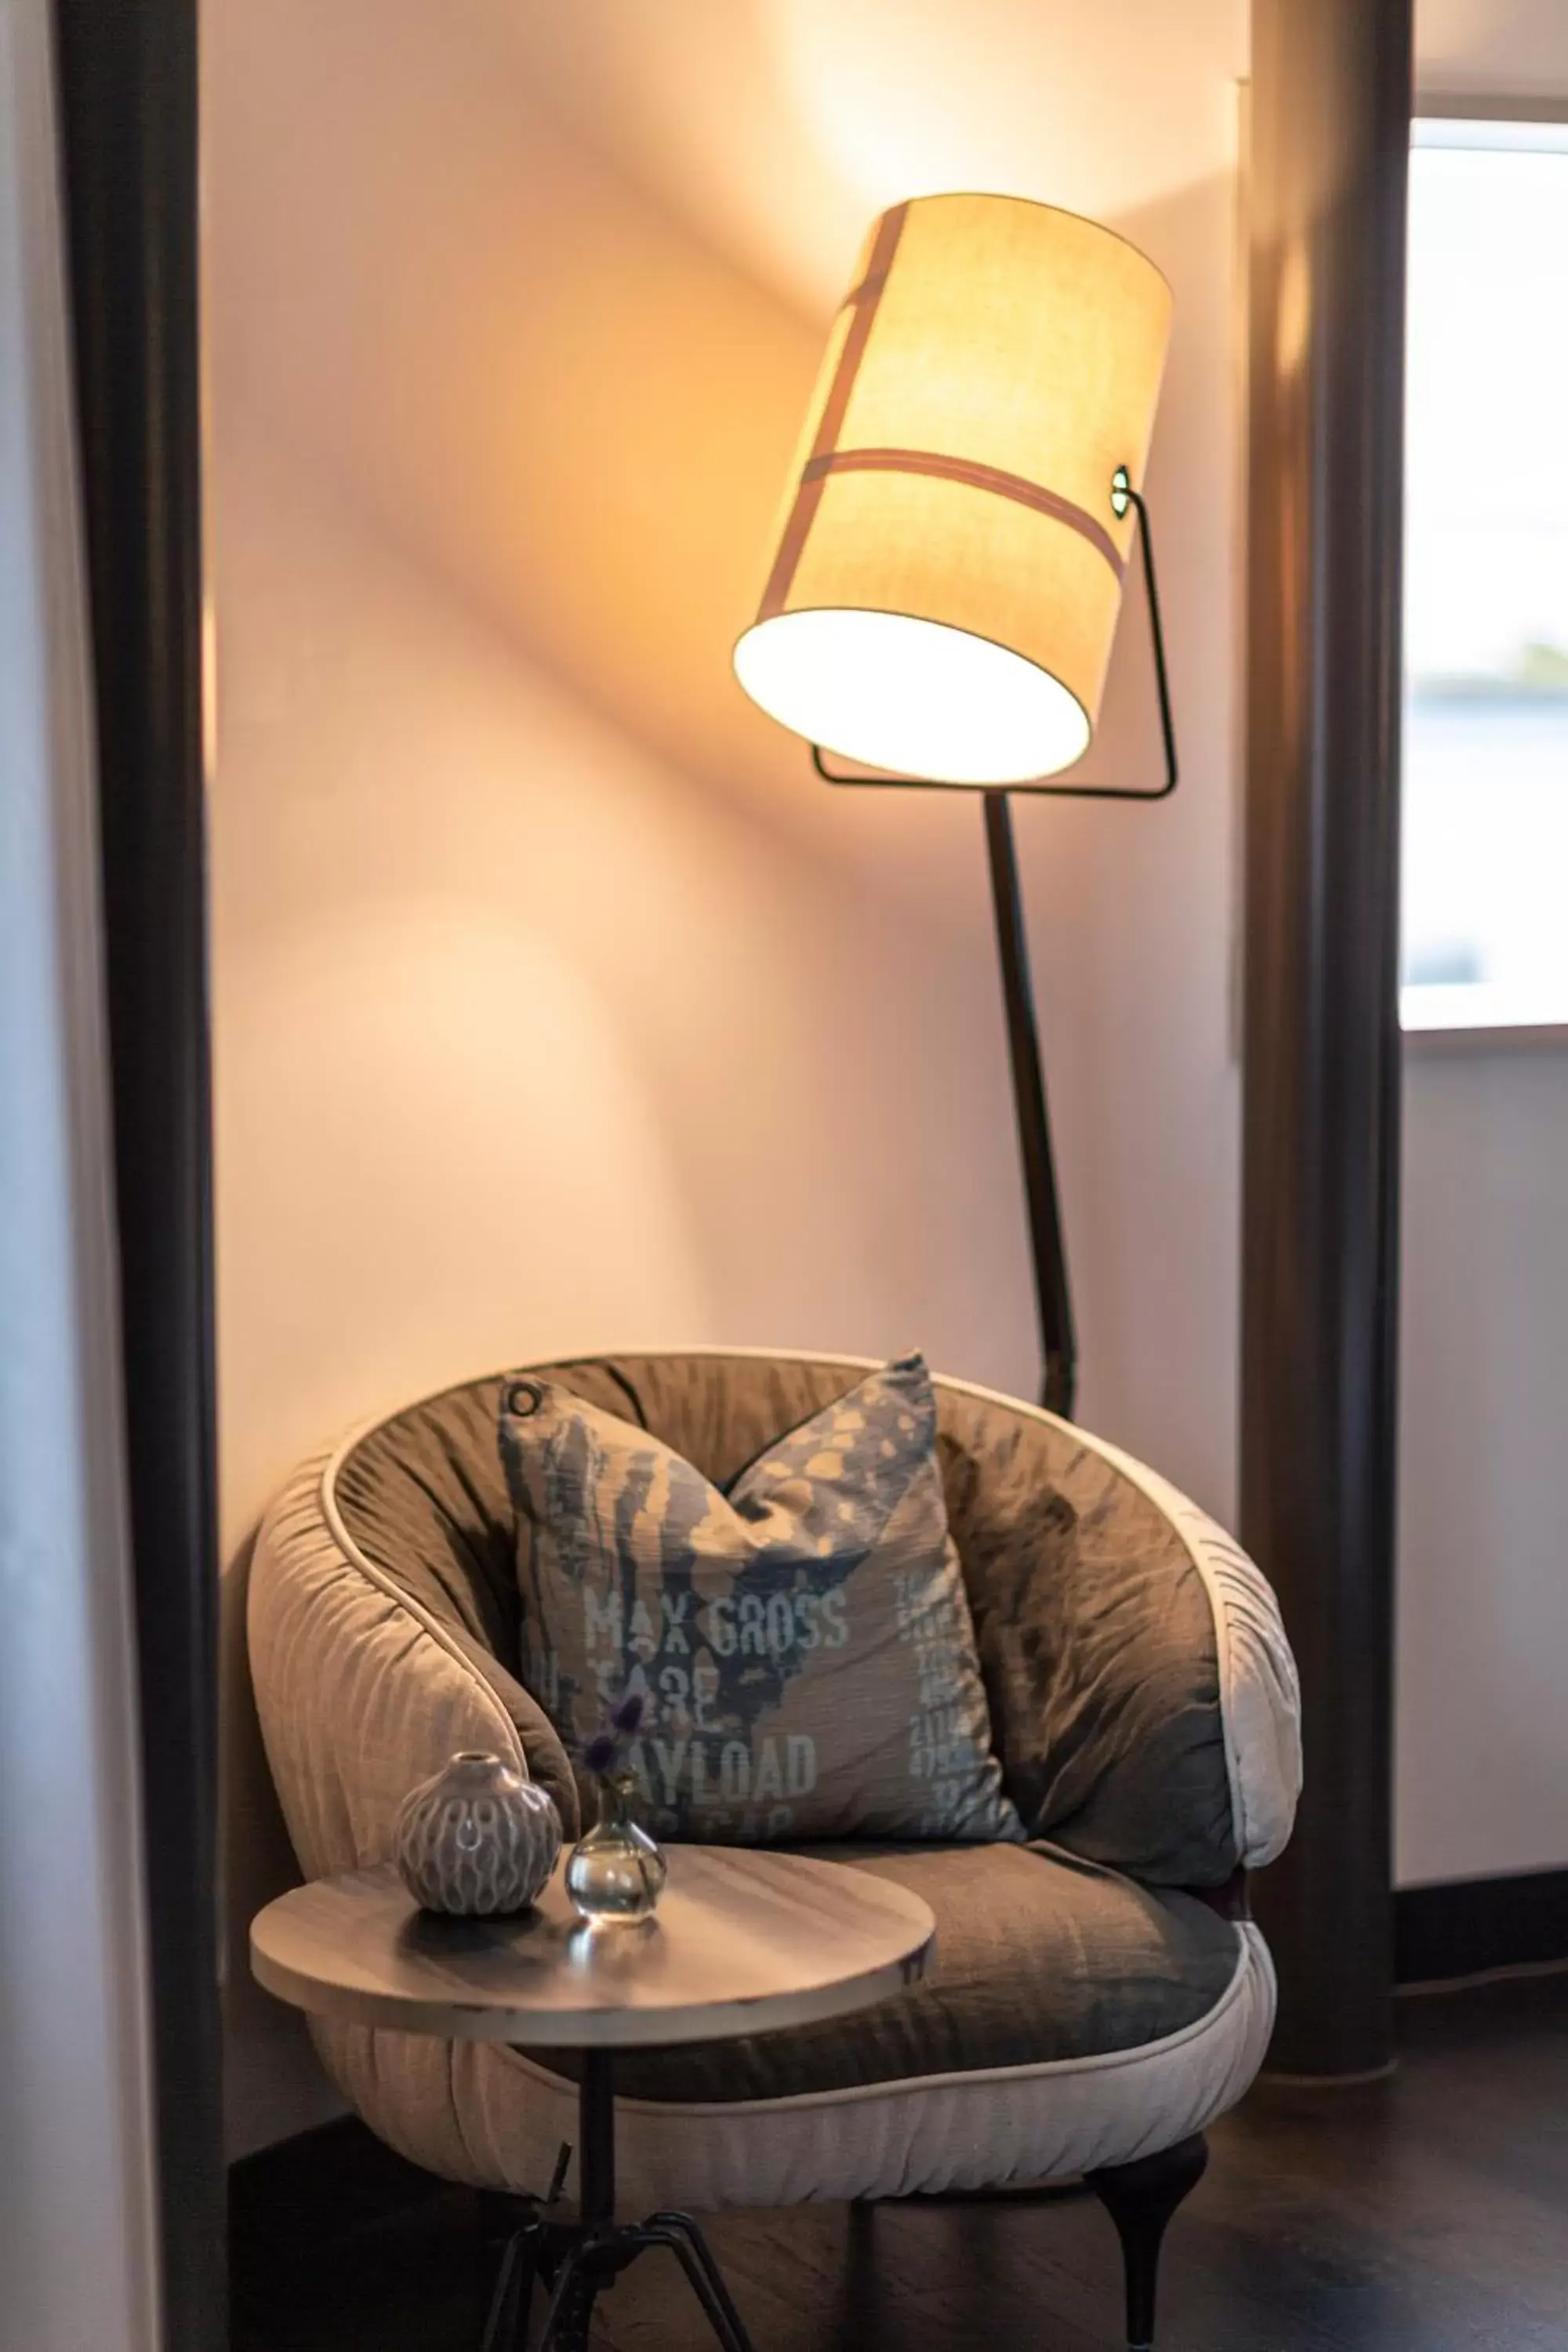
[[734, 193, 1171, 785]]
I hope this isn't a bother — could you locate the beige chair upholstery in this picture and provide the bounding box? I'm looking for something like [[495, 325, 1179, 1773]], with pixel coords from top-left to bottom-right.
[[249, 1350, 1299, 2210]]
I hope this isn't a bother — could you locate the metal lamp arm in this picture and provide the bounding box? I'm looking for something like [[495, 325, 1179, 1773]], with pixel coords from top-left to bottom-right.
[[809, 470, 1178, 799]]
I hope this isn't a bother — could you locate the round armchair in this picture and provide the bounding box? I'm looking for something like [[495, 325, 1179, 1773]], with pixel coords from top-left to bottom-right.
[[249, 1350, 1299, 2335]]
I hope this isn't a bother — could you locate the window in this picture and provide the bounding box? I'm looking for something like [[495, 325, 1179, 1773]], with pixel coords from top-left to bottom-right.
[[1403, 119, 1568, 1033]]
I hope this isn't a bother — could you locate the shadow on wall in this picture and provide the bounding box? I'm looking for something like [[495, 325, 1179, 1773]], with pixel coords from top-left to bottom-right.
[[207, 0, 838, 850]]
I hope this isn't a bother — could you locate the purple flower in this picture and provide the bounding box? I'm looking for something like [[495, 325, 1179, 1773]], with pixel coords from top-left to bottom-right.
[[583, 1729, 622, 1777], [611, 1688, 649, 1737], [581, 1685, 650, 1779]]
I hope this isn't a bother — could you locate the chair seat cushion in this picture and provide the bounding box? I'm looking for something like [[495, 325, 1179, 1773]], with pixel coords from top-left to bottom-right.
[[518, 1840, 1240, 2105]]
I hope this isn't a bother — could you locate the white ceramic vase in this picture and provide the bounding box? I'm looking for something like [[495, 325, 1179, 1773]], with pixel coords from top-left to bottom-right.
[[394, 1750, 561, 1916]]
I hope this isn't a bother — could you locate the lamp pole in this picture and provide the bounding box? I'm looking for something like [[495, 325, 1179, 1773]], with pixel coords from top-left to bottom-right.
[[983, 792, 1077, 1418]]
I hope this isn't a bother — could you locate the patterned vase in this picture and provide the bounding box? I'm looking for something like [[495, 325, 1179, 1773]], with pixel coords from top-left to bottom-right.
[[566, 1771, 668, 1924], [394, 1751, 561, 1916]]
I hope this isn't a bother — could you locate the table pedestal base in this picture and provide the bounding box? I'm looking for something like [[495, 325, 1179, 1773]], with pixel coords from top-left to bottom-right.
[[479, 2052, 757, 2352]]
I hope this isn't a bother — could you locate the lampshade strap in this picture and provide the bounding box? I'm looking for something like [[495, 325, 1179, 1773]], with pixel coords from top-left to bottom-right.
[[808, 475, 1177, 800]]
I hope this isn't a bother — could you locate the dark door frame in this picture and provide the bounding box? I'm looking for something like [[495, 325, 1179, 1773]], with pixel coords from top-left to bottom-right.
[[51, 2, 225, 2342], [1242, 0, 1412, 2076]]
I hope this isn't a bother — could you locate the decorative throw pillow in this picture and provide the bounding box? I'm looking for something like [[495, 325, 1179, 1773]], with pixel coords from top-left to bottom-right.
[[498, 1354, 1023, 1846]]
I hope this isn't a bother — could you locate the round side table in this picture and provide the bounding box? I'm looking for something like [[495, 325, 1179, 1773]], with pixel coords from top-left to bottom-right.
[[252, 1845, 935, 2352]]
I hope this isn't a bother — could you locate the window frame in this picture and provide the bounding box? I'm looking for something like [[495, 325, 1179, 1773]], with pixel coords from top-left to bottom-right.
[[1402, 93, 1568, 1047]]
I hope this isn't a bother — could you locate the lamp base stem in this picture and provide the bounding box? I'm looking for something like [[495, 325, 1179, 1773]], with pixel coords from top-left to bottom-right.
[[983, 790, 1076, 1418]]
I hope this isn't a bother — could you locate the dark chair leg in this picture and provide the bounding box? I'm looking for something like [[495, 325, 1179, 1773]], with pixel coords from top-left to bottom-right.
[[1085, 2132, 1208, 2351]]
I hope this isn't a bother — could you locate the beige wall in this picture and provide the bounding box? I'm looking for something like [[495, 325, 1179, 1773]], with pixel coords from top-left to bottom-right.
[[1399, 1041, 1568, 1884], [206, 0, 1248, 2154]]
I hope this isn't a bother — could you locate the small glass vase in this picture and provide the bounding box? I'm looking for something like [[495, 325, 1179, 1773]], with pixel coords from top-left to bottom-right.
[[567, 1771, 667, 1924]]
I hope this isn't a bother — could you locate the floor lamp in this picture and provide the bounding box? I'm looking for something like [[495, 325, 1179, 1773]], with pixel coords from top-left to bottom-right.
[[733, 194, 1178, 1418]]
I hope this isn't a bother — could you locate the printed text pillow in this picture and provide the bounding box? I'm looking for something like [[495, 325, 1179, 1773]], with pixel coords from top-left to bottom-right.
[[498, 1355, 1023, 1845]]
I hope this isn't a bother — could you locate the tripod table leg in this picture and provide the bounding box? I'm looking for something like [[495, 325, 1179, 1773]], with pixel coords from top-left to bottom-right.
[[530, 2243, 595, 2352], [478, 2224, 538, 2352], [644, 2211, 756, 2351]]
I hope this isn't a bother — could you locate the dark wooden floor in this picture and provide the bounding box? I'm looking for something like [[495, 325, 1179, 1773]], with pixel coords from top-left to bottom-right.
[[233, 1971, 1568, 2351]]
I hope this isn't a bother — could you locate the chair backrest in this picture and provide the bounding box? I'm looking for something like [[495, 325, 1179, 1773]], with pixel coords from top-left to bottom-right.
[[280, 1350, 1296, 1889]]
